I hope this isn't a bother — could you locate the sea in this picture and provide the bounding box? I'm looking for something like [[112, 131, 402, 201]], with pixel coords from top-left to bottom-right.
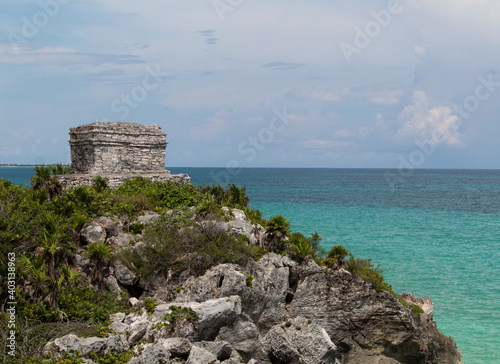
[[2, 166, 499, 364]]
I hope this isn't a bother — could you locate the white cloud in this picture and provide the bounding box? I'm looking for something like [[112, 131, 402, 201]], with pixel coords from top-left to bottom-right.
[[0, 44, 144, 66], [288, 88, 343, 103], [190, 109, 231, 140], [396, 91, 462, 146], [298, 139, 353, 149], [413, 45, 428, 59]]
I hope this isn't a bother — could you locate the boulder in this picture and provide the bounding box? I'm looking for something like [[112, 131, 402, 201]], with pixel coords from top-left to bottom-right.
[[105, 335, 129, 353], [44, 334, 79, 354], [129, 343, 171, 364], [137, 212, 161, 225], [109, 321, 129, 334], [71, 337, 108, 355], [114, 260, 137, 286], [95, 216, 121, 237], [186, 345, 219, 364], [110, 312, 125, 323], [196, 340, 234, 361], [128, 319, 150, 345], [216, 315, 260, 355], [162, 337, 192, 357], [174, 296, 242, 340], [80, 223, 106, 245]]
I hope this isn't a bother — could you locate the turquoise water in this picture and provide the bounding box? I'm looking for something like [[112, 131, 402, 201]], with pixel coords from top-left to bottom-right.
[[2, 167, 499, 363]]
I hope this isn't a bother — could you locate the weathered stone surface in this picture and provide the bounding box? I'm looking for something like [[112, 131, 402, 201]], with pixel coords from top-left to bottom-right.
[[137, 212, 161, 225], [95, 216, 121, 237], [44, 334, 79, 354], [80, 223, 106, 245], [186, 345, 219, 364], [69, 122, 167, 174], [71, 337, 108, 355], [114, 260, 137, 286], [261, 325, 301, 363], [58, 122, 191, 189], [110, 312, 125, 323], [216, 315, 260, 355], [129, 297, 140, 307], [162, 337, 192, 357], [196, 340, 234, 361], [175, 296, 242, 340], [129, 343, 171, 364], [105, 335, 129, 353], [108, 321, 129, 334], [128, 319, 150, 344]]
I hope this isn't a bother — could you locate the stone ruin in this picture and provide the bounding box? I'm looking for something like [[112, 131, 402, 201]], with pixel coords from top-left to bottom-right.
[[58, 122, 189, 189]]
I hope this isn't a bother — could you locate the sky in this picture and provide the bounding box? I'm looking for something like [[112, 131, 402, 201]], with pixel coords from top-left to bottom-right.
[[1, 0, 500, 169]]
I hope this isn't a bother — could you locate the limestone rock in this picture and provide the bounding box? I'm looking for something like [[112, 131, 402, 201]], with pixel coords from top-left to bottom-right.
[[95, 216, 121, 237], [216, 315, 260, 355], [137, 212, 161, 225], [128, 319, 150, 344], [71, 337, 108, 355], [105, 335, 129, 353], [196, 340, 234, 361], [175, 296, 242, 340], [110, 312, 125, 323], [187, 345, 220, 364], [114, 260, 137, 286], [108, 321, 129, 334], [129, 343, 171, 364], [162, 337, 192, 357], [80, 223, 106, 245]]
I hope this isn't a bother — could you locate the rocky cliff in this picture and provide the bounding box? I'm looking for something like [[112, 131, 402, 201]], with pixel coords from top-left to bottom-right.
[[45, 209, 463, 364]]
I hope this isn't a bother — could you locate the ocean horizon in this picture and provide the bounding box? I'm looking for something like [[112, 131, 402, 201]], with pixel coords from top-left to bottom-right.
[[2, 166, 499, 363]]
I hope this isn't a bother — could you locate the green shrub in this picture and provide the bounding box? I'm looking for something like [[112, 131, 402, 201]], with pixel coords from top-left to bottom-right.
[[145, 297, 157, 315], [347, 256, 394, 294], [289, 232, 314, 262], [119, 220, 255, 277], [164, 306, 198, 324]]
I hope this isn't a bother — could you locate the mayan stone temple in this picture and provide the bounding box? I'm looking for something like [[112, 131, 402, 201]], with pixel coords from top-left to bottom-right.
[[58, 122, 189, 189]]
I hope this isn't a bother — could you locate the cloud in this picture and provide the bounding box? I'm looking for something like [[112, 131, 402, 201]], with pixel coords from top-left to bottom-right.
[[0, 45, 145, 66], [190, 109, 231, 140], [413, 45, 428, 59], [261, 62, 305, 70], [396, 91, 462, 146], [197, 30, 218, 45], [288, 87, 404, 106], [288, 88, 342, 103], [298, 139, 353, 149]]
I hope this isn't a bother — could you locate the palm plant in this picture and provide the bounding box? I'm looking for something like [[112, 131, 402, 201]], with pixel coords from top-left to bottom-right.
[[289, 233, 314, 262], [84, 241, 113, 289], [265, 214, 291, 252], [227, 184, 249, 208], [325, 245, 350, 268], [30, 165, 62, 200], [50, 163, 71, 175], [92, 175, 109, 193]]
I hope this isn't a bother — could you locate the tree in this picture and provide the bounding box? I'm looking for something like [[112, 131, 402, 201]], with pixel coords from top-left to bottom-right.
[[265, 214, 290, 252], [30, 165, 63, 200], [84, 241, 113, 290], [227, 184, 249, 208]]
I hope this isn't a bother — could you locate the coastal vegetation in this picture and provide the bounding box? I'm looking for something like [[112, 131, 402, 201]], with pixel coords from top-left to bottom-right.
[[0, 172, 402, 363]]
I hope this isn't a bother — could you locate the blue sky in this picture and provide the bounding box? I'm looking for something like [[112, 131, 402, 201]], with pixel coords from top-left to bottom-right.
[[1, 0, 499, 169]]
